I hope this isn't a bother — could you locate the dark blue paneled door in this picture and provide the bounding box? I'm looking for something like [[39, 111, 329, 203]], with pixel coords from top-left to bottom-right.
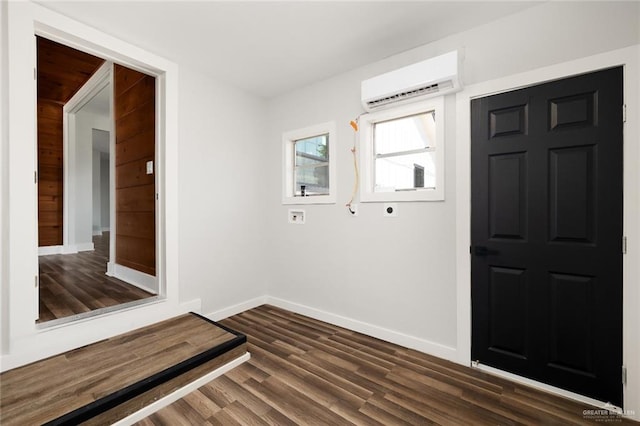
[[471, 67, 623, 406]]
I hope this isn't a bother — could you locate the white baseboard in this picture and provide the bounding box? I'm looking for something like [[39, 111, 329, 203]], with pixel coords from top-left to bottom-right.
[[102, 227, 110, 232], [113, 352, 250, 426], [204, 296, 268, 322], [93, 228, 102, 236], [205, 295, 457, 362], [39, 245, 64, 256], [262, 296, 458, 362], [107, 263, 157, 294], [107, 261, 115, 276], [38, 243, 94, 255]]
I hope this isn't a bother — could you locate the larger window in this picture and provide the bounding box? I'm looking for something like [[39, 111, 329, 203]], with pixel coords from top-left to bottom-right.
[[359, 98, 444, 202], [283, 121, 336, 204]]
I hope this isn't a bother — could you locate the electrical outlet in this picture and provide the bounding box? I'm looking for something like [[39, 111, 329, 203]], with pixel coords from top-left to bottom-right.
[[288, 209, 305, 224], [383, 203, 397, 217], [348, 204, 358, 216]]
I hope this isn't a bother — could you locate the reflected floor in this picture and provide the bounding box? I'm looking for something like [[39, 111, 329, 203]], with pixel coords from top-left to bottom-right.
[[38, 232, 155, 323]]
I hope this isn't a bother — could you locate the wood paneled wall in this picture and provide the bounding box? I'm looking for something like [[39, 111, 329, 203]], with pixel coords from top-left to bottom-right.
[[36, 37, 104, 246], [114, 65, 156, 276], [37, 100, 64, 245]]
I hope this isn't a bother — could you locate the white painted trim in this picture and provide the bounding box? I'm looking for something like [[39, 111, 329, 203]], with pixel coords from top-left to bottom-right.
[[38, 245, 63, 256], [455, 45, 640, 419], [266, 296, 457, 362], [282, 121, 337, 205], [63, 61, 111, 254], [107, 263, 157, 294], [0, 0, 9, 355], [106, 260, 115, 276], [108, 62, 116, 284], [65, 62, 111, 113], [112, 352, 250, 426], [204, 296, 268, 321], [38, 243, 94, 256]]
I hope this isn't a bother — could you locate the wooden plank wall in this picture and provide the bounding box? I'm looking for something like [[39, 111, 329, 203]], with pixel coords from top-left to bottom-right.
[[36, 37, 104, 246], [37, 100, 64, 245], [114, 65, 156, 276]]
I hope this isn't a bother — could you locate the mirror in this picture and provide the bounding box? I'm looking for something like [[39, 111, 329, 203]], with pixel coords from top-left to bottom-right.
[[36, 36, 159, 325]]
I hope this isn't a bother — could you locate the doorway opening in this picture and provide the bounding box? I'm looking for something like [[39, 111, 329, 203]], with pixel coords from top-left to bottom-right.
[[36, 36, 159, 325]]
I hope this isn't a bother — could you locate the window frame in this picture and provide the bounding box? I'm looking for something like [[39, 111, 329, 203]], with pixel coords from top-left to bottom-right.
[[282, 121, 337, 205], [359, 98, 445, 202]]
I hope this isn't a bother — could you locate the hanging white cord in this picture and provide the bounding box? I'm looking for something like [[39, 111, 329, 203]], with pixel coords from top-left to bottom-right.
[[346, 119, 359, 214]]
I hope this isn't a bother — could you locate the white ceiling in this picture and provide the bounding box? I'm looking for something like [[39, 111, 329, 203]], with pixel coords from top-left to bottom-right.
[[38, 1, 541, 99]]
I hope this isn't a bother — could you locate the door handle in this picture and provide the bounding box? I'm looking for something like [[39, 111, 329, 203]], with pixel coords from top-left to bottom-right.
[[473, 245, 499, 256]]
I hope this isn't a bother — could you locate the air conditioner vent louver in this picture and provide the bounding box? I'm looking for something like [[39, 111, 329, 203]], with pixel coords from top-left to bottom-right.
[[361, 51, 461, 112], [365, 80, 454, 109]]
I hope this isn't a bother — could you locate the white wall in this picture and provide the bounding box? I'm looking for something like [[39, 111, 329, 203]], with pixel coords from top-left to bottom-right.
[[264, 0, 640, 412], [177, 66, 269, 314], [100, 153, 109, 231], [92, 150, 102, 235]]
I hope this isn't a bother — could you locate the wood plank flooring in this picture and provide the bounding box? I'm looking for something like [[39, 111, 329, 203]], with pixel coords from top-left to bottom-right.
[[0, 313, 245, 425], [38, 232, 154, 322], [138, 305, 638, 425]]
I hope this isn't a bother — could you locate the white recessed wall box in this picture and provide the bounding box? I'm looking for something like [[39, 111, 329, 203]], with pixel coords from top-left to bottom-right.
[[361, 50, 462, 112]]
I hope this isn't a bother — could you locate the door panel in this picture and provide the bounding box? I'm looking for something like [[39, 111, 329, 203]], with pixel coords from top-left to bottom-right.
[[548, 272, 595, 376], [488, 266, 528, 359], [471, 67, 623, 406], [549, 146, 595, 243], [114, 64, 156, 276], [489, 153, 527, 240]]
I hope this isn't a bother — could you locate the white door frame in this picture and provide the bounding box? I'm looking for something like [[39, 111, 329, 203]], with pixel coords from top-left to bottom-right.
[[59, 61, 112, 255], [456, 45, 639, 415], [2, 1, 185, 373]]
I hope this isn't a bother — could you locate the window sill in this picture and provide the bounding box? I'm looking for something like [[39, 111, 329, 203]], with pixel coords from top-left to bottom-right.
[[360, 188, 444, 202], [282, 194, 336, 205]]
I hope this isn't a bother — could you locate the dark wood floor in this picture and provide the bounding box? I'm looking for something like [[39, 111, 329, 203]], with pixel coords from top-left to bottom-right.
[[38, 232, 155, 322], [137, 305, 636, 425], [0, 314, 244, 425]]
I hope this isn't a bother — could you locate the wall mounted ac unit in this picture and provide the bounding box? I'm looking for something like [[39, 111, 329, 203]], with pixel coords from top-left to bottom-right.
[[361, 50, 461, 112]]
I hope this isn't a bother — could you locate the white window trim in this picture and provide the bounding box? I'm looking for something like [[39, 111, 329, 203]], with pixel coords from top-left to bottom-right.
[[359, 98, 445, 202], [282, 121, 336, 205]]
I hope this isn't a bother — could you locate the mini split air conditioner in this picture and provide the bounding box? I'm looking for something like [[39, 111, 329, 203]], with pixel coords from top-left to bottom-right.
[[361, 50, 462, 112]]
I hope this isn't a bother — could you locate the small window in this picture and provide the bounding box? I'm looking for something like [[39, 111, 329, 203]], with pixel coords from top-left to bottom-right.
[[283, 122, 336, 204], [294, 134, 329, 196], [360, 98, 444, 202]]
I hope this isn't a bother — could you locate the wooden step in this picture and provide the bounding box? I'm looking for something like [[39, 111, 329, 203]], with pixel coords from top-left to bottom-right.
[[0, 313, 247, 425]]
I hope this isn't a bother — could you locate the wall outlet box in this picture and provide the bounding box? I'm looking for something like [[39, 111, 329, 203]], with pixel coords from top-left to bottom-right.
[[288, 209, 305, 224], [383, 203, 397, 217]]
